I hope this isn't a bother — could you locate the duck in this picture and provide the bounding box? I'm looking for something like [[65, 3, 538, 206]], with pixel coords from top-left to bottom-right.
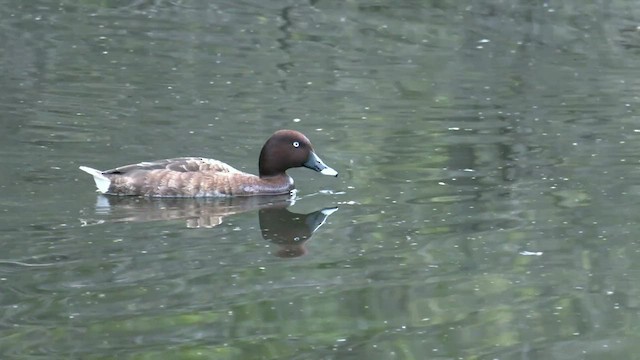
[[78, 129, 338, 197]]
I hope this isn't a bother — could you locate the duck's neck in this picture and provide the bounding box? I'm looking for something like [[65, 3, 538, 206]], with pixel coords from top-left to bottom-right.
[[250, 174, 294, 195]]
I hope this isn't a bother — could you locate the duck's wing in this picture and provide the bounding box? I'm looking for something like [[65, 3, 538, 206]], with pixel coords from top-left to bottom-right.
[[103, 157, 242, 174]]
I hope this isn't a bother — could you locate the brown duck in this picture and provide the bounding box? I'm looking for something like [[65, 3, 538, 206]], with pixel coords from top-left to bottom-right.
[[79, 130, 338, 197]]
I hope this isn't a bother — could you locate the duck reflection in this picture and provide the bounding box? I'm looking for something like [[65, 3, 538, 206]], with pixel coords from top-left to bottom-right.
[[259, 205, 338, 258], [90, 195, 338, 258]]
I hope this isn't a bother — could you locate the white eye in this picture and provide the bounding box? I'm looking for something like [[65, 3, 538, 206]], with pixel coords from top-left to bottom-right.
[[293, 141, 300, 148]]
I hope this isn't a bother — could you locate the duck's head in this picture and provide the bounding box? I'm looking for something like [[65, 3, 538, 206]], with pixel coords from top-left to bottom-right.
[[258, 130, 338, 178]]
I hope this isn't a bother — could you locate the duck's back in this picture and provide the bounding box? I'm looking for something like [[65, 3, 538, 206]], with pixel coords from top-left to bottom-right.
[[105, 157, 241, 175]]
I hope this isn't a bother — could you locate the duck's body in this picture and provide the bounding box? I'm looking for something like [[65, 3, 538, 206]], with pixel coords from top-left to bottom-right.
[[80, 157, 294, 197], [79, 130, 338, 197]]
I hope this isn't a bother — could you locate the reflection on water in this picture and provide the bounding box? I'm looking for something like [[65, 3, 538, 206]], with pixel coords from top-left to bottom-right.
[[88, 194, 294, 227], [259, 205, 338, 258], [85, 195, 338, 258]]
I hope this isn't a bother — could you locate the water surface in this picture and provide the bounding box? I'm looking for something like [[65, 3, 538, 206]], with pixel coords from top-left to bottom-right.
[[2, 1, 640, 359]]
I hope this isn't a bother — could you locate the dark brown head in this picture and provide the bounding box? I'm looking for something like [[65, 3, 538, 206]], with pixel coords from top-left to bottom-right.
[[258, 130, 338, 178]]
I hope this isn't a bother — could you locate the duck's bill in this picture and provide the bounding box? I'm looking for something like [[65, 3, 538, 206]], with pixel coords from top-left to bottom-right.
[[320, 207, 339, 216], [304, 151, 338, 177]]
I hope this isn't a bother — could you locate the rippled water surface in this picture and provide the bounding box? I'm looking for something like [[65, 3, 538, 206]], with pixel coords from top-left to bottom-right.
[[2, 1, 640, 359]]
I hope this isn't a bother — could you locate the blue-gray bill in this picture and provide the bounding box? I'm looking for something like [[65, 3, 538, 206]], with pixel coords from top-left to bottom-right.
[[304, 151, 338, 177]]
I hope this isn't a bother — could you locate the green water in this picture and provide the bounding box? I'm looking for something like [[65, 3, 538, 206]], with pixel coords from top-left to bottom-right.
[[2, 1, 640, 359]]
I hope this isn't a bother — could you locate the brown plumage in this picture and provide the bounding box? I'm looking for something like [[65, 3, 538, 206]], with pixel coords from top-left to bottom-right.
[[79, 130, 338, 197]]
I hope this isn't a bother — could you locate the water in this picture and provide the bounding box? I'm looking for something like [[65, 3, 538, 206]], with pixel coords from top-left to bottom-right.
[[2, 1, 640, 359]]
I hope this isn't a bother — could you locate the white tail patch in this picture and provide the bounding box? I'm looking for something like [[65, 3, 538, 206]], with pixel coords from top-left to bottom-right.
[[79, 166, 111, 194]]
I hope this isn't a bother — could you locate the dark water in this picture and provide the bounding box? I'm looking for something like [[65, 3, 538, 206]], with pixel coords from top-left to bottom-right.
[[2, 1, 640, 359]]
